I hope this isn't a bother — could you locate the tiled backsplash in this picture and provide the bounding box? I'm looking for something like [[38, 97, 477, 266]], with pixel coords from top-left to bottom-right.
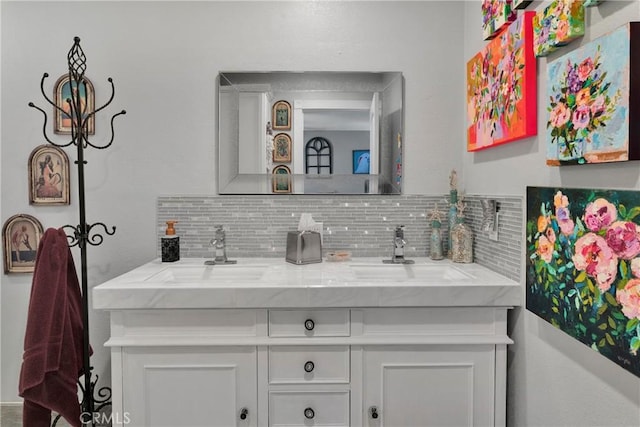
[[157, 194, 522, 282]]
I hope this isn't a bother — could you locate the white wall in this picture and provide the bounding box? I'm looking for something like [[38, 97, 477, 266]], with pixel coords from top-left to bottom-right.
[[0, 1, 463, 402], [463, 1, 640, 426]]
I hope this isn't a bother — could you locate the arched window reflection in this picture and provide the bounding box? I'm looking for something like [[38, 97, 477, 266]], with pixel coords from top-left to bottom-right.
[[305, 137, 333, 175]]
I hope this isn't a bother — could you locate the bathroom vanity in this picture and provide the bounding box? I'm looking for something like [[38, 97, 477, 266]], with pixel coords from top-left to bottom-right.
[[93, 258, 520, 427]]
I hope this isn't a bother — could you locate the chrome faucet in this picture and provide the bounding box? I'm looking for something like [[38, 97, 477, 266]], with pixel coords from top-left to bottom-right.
[[383, 225, 414, 264], [205, 225, 237, 265]]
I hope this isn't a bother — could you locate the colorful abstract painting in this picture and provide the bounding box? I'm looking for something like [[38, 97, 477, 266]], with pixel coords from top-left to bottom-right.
[[527, 186, 640, 377], [533, 0, 585, 57], [482, 0, 516, 40], [546, 23, 640, 166], [467, 11, 536, 151]]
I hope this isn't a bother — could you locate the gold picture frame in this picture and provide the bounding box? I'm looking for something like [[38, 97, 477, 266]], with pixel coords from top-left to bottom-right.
[[28, 144, 70, 205], [2, 214, 44, 274], [272, 165, 292, 193], [273, 133, 292, 163], [54, 74, 95, 135], [272, 100, 292, 130]]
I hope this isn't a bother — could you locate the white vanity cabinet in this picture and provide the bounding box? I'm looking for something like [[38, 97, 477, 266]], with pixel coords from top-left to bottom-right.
[[94, 258, 519, 427], [106, 307, 510, 427]]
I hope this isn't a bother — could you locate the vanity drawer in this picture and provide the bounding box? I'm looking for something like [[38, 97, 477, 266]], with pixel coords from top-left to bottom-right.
[[269, 346, 350, 384], [358, 307, 502, 336], [269, 390, 350, 427], [268, 309, 350, 337]]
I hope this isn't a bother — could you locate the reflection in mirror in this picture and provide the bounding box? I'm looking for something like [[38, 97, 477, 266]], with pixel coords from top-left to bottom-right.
[[218, 72, 404, 194]]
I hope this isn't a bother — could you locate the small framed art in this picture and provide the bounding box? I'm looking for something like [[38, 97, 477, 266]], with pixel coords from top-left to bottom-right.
[[272, 100, 292, 130], [273, 133, 292, 163], [2, 214, 44, 274], [54, 74, 95, 134], [272, 165, 292, 193], [28, 144, 70, 205], [352, 149, 370, 174]]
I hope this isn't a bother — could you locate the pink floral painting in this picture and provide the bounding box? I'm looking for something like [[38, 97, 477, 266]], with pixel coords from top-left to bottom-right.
[[546, 23, 639, 166], [467, 11, 536, 151], [527, 187, 640, 377], [533, 0, 585, 57]]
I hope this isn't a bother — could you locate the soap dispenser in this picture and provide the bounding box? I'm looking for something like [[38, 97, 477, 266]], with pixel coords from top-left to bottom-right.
[[161, 220, 180, 262]]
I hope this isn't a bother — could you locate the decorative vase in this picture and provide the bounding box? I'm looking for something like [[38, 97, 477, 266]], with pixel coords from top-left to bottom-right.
[[558, 136, 586, 164], [430, 220, 444, 260], [451, 215, 473, 263], [447, 189, 458, 257]]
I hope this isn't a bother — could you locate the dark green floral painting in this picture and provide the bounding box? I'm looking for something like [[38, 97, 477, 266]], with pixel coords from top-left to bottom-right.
[[527, 186, 640, 376]]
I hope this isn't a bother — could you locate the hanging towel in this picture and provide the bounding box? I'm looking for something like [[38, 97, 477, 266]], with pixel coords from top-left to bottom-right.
[[18, 228, 89, 427]]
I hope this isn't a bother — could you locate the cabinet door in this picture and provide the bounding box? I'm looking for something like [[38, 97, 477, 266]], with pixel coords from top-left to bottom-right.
[[122, 346, 257, 427], [362, 345, 495, 427]]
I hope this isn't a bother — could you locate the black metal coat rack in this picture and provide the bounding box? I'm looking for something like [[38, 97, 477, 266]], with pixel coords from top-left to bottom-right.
[[28, 36, 126, 426]]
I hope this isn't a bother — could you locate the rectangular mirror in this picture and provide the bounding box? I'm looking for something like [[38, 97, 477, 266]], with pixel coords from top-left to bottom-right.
[[218, 71, 404, 194]]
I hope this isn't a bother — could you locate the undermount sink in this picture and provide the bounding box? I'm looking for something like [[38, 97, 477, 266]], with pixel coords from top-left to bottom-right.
[[350, 263, 473, 282], [144, 264, 268, 283]]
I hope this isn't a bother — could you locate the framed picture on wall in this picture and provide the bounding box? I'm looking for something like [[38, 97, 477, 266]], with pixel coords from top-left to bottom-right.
[[273, 133, 292, 163], [2, 214, 44, 274], [54, 73, 95, 135], [527, 186, 640, 377], [272, 100, 292, 130], [467, 11, 537, 151], [546, 22, 639, 165], [28, 144, 70, 205], [532, 0, 585, 58], [352, 149, 370, 174], [272, 165, 291, 193]]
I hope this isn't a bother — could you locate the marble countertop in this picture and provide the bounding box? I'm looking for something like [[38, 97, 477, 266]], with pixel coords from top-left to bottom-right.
[[92, 257, 521, 310]]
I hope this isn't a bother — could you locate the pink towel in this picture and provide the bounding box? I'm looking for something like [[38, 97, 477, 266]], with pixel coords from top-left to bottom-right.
[[18, 228, 89, 427]]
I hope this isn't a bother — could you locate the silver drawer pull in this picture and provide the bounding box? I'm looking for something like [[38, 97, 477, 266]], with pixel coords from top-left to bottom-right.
[[304, 407, 315, 419], [304, 360, 315, 373], [304, 319, 315, 331]]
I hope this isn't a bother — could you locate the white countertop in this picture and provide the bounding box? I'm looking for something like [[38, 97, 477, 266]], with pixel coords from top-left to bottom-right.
[[92, 257, 521, 310]]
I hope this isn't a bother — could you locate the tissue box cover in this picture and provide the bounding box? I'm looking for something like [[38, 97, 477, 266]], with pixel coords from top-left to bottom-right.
[[286, 231, 322, 265]]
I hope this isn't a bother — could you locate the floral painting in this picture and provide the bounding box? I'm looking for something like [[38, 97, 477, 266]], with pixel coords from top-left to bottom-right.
[[481, 0, 516, 40], [527, 187, 640, 377], [546, 23, 638, 166], [533, 0, 585, 57], [467, 11, 536, 151]]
